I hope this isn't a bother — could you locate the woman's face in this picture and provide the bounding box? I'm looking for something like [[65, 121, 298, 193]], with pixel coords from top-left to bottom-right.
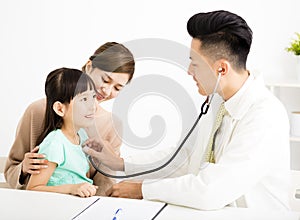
[[85, 62, 131, 102]]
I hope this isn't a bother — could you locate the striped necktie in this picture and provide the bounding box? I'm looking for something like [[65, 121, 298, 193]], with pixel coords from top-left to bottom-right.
[[206, 102, 226, 163]]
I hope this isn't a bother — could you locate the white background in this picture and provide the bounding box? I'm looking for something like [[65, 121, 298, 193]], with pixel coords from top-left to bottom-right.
[[1, 0, 300, 160]]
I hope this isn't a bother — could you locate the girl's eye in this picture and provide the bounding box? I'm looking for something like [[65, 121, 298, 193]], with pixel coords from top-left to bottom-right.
[[81, 97, 87, 101], [93, 94, 97, 99]]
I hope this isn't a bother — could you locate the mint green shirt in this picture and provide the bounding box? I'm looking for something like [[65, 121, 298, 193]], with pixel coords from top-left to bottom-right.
[[38, 129, 93, 186]]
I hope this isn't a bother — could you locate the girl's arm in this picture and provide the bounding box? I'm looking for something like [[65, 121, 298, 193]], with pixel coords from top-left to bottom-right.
[[26, 161, 97, 197]]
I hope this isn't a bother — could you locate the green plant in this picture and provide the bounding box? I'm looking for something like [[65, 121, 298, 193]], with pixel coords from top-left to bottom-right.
[[286, 32, 300, 56]]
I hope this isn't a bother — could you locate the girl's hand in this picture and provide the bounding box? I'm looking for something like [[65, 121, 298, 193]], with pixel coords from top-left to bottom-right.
[[22, 146, 48, 175], [71, 182, 98, 197]]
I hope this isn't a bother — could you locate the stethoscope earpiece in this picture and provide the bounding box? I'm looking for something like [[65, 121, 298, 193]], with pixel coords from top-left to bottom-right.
[[217, 67, 224, 74]]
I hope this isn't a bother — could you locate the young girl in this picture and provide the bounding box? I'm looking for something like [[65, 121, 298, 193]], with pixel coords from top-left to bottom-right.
[[27, 67, 98, 197]]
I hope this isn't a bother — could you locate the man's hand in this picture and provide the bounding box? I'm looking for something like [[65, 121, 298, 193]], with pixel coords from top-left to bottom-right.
[[83, 138, 124, 171], [106, 181, 143, 199], [22, 146, 48, 175]]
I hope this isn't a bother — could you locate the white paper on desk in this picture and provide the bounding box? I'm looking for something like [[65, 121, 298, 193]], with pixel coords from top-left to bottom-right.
[[73, 197, 167, 220]]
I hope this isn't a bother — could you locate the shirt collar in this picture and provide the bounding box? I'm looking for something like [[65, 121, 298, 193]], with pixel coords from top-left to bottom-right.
[[224, 73, 255, 120]]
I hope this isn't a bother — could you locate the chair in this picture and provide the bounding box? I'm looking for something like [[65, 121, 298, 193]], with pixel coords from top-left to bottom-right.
[[0, 157, 10, 188], [290, 169, 300, 211]]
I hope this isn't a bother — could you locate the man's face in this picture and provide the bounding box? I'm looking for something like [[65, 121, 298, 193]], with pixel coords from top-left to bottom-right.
[[188, 39, 218, 96]]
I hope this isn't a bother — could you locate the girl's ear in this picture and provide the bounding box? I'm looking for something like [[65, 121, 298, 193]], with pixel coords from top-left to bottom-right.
[[52, 101, 66, 117]]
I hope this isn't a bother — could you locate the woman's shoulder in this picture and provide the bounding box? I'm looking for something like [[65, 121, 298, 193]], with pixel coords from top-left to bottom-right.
[[97, 105, 111, 116], [19, 99, 46, 130], [26, 98, 46, 111], [85, 106, 121, 138], [96, 107, 122, 130], [24, 98, 46, 116], [98, 105, 121, 120]]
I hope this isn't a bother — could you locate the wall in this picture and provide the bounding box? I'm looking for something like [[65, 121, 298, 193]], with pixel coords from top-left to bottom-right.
[[0, 0, 300, 159]]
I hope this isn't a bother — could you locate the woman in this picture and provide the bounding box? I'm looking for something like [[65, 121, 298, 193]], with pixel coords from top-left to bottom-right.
[[4, 42, 135, 195]]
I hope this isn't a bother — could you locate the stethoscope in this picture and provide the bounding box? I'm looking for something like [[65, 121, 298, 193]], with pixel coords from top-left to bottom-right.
[[88, 72, 222, 178]]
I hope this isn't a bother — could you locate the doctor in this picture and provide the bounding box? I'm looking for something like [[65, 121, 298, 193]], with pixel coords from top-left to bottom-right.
[[84, 10, 291, 210]]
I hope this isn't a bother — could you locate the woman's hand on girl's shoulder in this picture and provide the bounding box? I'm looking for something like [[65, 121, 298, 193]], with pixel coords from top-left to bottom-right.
[[22, 146, 48, 175]]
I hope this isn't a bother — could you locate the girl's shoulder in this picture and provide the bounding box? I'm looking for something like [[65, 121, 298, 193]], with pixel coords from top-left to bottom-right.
[[40, 129, 62, 145], [38, 129, 65, 165]]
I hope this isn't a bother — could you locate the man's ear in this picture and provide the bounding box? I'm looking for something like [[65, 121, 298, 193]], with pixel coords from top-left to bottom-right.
[[214, 60, 230, 76], [53, 101, 66, 117]]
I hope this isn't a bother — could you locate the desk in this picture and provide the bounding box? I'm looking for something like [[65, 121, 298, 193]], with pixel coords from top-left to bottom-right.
[[156, 205, 300, 220], [0, 188, 299, 220], [0, 188, 95, 219]]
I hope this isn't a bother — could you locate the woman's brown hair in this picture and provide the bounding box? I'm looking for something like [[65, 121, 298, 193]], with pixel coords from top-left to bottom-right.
[[82, 42, 135, 82]]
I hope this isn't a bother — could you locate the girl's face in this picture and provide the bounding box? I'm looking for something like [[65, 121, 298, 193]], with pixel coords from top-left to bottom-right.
[[85, 62, 130, 103], [64, 89, 97, 130]]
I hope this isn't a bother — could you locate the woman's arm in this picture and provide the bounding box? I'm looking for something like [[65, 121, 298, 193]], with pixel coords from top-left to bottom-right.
[[27, 161, 97, 197], [4, 99, 47, 189]]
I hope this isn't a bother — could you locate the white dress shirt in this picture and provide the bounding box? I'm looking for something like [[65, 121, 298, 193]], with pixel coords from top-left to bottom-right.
[[124, 73, 291, 210]]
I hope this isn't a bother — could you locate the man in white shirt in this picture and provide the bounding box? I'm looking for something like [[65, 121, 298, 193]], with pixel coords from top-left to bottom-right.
[[84, 10, 291, 210]]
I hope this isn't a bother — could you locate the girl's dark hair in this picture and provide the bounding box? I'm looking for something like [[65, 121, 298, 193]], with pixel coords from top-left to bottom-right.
[[187, 10, 253, 70], [36, 67, 96, 146], [82, 42, 135, 81]]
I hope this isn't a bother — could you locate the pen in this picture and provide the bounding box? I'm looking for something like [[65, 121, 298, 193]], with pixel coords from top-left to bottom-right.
[[112, 208, 122, 220]]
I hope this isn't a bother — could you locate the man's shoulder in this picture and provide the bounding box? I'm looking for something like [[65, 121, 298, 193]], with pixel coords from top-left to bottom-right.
[[249, 82, 288, 122]]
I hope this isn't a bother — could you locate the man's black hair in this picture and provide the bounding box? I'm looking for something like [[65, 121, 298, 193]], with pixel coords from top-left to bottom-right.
[[187, 10, 253, 70]]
